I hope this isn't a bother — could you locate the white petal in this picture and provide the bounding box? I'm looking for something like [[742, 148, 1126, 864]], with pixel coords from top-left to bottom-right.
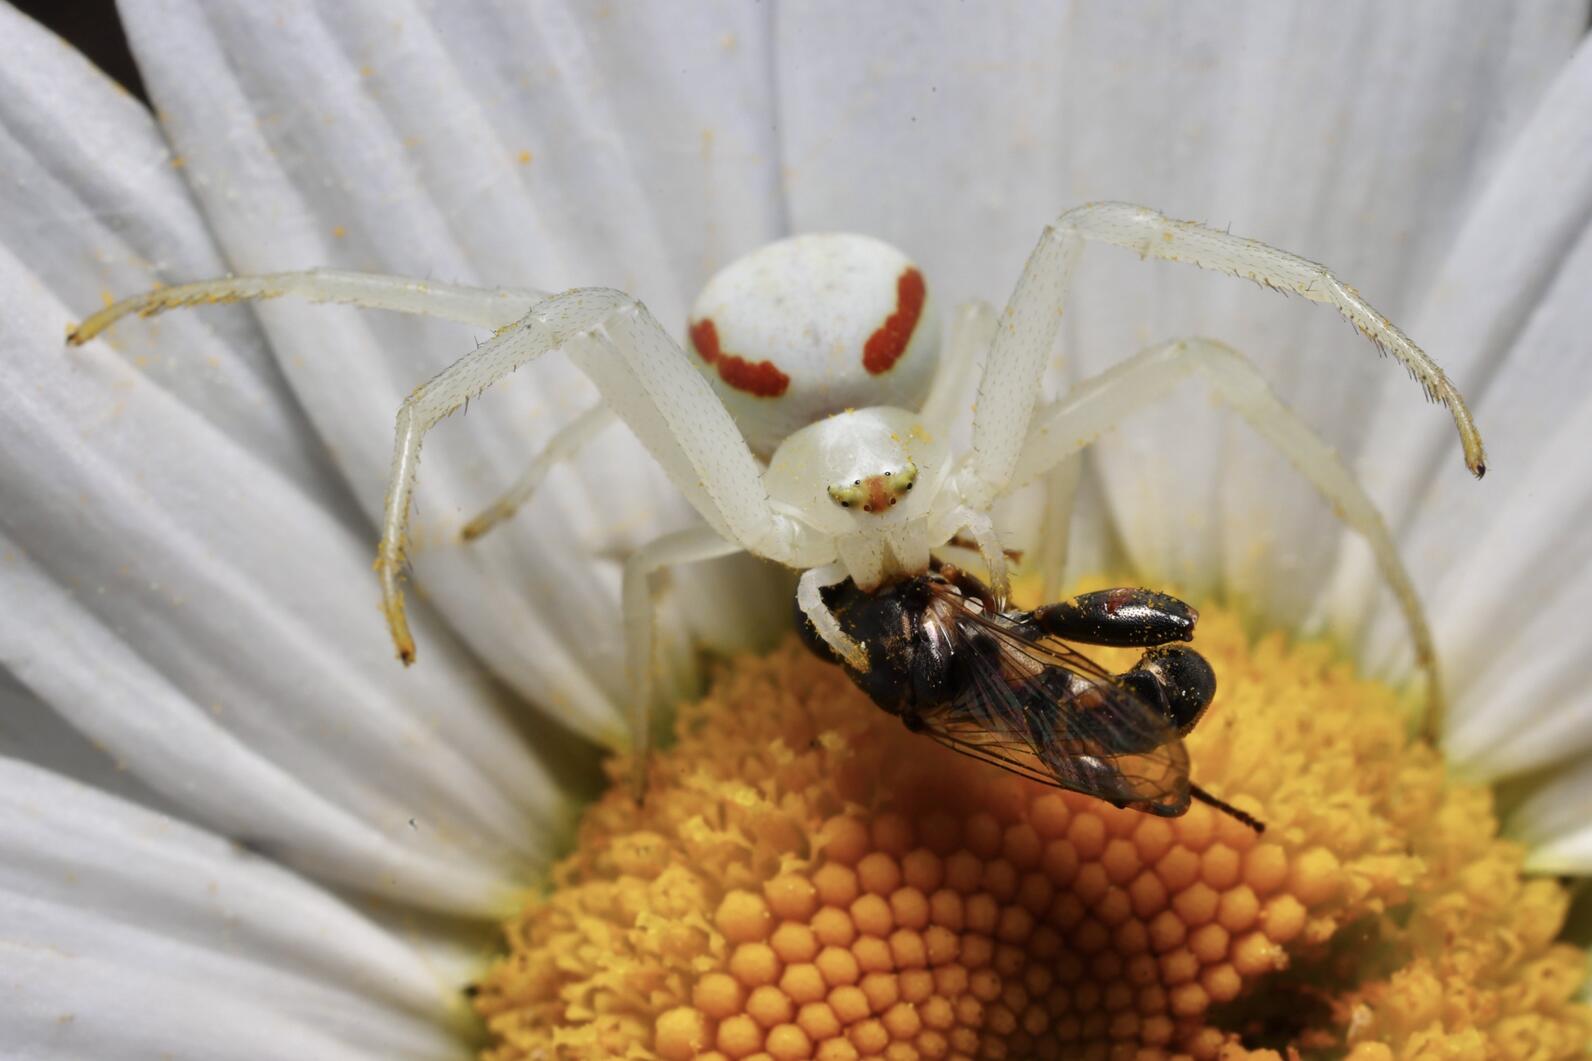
[[1439, 391, 1592, 777], [776, 1, 1583, 628], [2, 3, 612, 910], [0, 758, 467, 1059], [0, 241, 576, 913], [1509, 755, 1592, 875], [1314, 39, 1592, 778], [0, 669, 178, 816], [116, 0, 788, 731], [0, 4, 346, 508]]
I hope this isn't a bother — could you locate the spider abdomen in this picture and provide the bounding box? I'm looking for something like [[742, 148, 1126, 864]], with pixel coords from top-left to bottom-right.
[[688, 234, 941, 456]]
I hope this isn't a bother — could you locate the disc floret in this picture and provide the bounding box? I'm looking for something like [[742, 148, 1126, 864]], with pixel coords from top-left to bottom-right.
[[473, 601, 1590, 1059]]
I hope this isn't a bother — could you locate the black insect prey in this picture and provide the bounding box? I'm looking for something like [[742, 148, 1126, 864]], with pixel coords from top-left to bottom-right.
[[797, 564, 1263, 832]]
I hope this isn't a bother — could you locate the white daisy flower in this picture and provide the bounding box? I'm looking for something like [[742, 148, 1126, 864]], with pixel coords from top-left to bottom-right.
[[3, 3, 1590, 1057]]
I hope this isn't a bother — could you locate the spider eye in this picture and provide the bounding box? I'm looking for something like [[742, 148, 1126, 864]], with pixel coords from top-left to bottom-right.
[[827, 459, 918, 515]]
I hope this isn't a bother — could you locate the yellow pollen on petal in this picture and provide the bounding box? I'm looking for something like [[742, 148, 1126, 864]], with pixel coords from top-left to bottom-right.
[[472, 597, 1591, 1059]]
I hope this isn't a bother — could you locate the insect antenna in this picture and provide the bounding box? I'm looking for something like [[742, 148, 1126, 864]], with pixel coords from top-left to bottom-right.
[[1191, 784, 1265, 833]]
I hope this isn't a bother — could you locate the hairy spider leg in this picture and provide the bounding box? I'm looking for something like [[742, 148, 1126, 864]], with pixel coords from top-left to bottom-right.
[[1005, 337, 1445, 733], [1034, 455, 1085, 605], [461, 405, 618, 541], [963, 201, 1486, 514], [67, 268, 539, 341], [919, 299, 999, 440]]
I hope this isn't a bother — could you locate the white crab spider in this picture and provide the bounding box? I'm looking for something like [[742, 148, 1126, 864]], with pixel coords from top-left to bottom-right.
[[72, 202, 1486, 785]]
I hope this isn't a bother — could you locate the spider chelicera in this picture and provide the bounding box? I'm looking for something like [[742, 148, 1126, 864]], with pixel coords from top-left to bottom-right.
[[72, 202, 1485, 802]]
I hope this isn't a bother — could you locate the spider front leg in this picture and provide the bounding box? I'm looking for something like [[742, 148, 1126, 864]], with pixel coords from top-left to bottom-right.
[[962, 201, 1485, 511], [1000, 337, 1447, 734], [378, 287, 801, 663]]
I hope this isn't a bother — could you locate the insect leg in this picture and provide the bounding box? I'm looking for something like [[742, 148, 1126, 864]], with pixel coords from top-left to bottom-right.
[[1030, 588, 1199, 647], [68, 269, 539, 342], [1034, 455, 1083, 606], [622, 526, 744, 797]]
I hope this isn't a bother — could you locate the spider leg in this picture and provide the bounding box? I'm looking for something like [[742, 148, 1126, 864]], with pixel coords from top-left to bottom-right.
[[919, 299, 998, 439], [460, 405, 617, 541], [67, 269, 539, 342], [622, 526, 744, 796], [964, 201, 1485, 509], [797, 564, 867, 671], [1034, 455, 1083, 605], [380, 288, 802, 664], [1004, 337, 1444, 732], [924, 495, 1013, 612], [950, 507, 1011, 613]]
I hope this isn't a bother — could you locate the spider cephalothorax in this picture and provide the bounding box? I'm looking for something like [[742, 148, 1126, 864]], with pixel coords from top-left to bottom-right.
[[71, 203, 1487, 799]]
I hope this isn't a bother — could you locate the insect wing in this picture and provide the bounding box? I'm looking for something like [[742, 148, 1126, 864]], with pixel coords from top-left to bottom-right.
[[915, 593, 1192, 816]]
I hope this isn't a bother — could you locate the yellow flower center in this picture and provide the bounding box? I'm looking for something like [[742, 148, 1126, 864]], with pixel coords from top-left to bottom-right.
[[472, 597, 1590, 1059]]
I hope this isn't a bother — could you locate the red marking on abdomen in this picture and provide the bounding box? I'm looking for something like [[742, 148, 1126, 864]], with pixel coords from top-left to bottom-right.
[[689, 317, 790, 398], [863, 267, 926, 375]]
